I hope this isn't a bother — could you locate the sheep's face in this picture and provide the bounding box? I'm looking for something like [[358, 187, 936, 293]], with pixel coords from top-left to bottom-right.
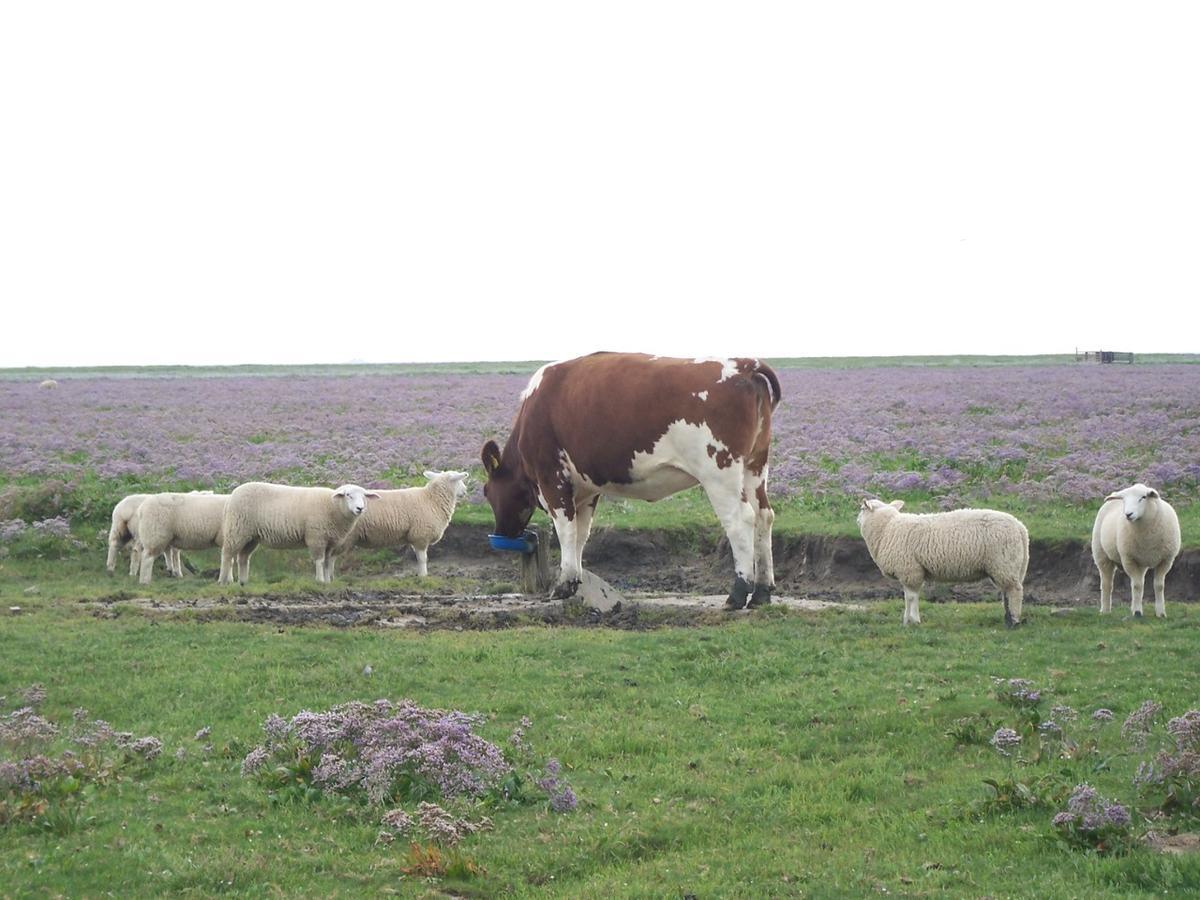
[[481, 442, 536, 538], [333, 485, 381, 518], [857, 498, 903, 530], [426, 470, 470, 502], [1107, 483, 1159, 522]]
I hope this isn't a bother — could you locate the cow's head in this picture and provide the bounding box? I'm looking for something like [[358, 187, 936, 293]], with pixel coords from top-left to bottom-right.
[[481, 440, 536, 537]]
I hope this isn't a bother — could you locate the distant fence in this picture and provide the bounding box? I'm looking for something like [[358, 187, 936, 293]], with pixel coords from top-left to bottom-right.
[[1075, 350, 1134, 364]]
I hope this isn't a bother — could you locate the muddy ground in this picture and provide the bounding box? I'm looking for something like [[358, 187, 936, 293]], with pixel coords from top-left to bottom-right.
[[90, 526, 1200, 632]]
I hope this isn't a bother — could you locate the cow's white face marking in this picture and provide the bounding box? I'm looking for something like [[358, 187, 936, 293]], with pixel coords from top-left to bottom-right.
[[694, 390, 708, 401], [520, 361, 559, 401], [692, 357, 739, 382]]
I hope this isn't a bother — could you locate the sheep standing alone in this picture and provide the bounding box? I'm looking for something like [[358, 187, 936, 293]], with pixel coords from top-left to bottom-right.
[[218, 483, 379, 584], [134, 493, 229, 584], [107, 494, 180, 578], [335, 471, 469, 576], [1092, 483, 1181, 618], [857, 499, 1030, 626]]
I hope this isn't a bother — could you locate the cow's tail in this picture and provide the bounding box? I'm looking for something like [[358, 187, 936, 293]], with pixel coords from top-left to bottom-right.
[[753, 362, 782, 410]]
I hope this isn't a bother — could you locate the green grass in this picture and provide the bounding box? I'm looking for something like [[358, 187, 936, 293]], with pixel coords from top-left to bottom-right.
[[3, 596, 1200, 897]]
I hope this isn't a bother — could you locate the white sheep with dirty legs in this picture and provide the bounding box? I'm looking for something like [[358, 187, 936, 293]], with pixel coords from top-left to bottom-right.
[[334, 471, 469, 577], [1092, 483, 1181, 618], [218, 483, 379, 585], [107, 494, 180, 578], [134, 493, 229, 584], [857, 499, 1030, 626]]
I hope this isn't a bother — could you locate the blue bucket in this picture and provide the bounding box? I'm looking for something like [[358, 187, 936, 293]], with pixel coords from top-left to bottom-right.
[[488, 530, 538, 554]]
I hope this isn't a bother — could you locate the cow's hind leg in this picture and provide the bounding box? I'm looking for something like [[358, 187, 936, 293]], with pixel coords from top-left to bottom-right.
[[701, 469, 757, 609], [745, 469, 774, 607]]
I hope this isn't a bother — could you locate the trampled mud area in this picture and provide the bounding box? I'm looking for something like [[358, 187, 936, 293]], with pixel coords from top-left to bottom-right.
[[91, 526, 1200, 631]]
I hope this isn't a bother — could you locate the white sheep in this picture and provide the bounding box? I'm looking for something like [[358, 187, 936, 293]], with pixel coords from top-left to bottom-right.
[[1092, 483, 1181, 618], [334, 471, 469, 576], [857, 499, 1030, 626], [107, 493, 181, 578], [133, 493, 229, 584], [38, 379, 58, 390], [218, 483, 380, 585]]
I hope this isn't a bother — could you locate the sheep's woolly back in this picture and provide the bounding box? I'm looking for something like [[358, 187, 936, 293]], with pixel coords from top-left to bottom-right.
[[137, 493, 229, 554], [223, 482, 363, 550], [858, 506, 1029, 589], [1092, 489, 1181, 571], [346, 475, 464, 551]]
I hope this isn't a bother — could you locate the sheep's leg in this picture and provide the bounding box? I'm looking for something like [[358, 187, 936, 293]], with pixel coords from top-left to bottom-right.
[[1004, 583, 1024, 627], [1127, 564, 1148, 618], [138, 545, 157, 585], [129, 545, 141, 578], [1153, 562, 1172, 618], [310, 543, 328, 583], [219, 542, 236, 584], [106, 533, 124, 573], [170, 548, 182, 577], [237, 545, 255, 584], [1096, 558, 1116, 613], [901, 584, 922, 625], [413, 545, 429, 577]]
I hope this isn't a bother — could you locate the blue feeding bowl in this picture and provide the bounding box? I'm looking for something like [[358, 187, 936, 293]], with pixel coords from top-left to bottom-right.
[[488, 530, 538, 554]]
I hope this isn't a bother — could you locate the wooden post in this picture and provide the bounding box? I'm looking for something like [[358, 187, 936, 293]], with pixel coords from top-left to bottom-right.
[[520, 527, 552, 595]]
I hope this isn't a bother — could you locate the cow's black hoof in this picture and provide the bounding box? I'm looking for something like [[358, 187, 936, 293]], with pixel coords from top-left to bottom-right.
[[1134, 610, 1144, 619], [551, 579, 581, 600], [747, 585, 773, 608], [1004, 613, 1020, 629], [724, 576, 753, 610]]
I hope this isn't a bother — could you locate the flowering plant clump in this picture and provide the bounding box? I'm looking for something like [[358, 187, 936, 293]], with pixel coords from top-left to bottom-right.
[[992, 677, 1042, 711], [1051, 783, 1136, 854], [1132, 709, 1200, 818], [242, 699, 512, 805], [1121, 700, 1163, 750], [0, 516, 83, 559], [0, 687, 164, 833]]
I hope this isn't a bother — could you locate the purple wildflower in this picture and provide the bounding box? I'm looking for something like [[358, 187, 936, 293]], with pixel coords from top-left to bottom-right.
[[1122, 700, 1162, 749], [990, 727, 1022, 757], [193, 726, 211, 742]]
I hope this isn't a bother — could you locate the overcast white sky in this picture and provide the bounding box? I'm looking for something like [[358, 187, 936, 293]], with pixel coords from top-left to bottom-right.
[[2, 2, 1197, 368]]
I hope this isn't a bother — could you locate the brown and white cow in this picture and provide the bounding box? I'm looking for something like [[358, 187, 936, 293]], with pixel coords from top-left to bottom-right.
[[481, 352, 781, 609]]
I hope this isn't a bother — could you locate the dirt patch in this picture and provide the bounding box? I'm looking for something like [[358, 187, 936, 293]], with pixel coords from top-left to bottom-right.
[[1146, 832, 1200, 855], [90, 590, 855, 632]]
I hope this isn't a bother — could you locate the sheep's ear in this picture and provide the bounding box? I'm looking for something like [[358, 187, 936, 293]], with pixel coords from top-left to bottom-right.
[[332, 488, 346, 498], [1146, 488, 1159, 499], [1104, 493, 1121, 502], [890, 500, 905, 510], [860, 498, 872, 510], [481, 441, 502, 475], [451, 471, 468, 482], [365, 491, 381, 499], [423, 470, 439, 480]]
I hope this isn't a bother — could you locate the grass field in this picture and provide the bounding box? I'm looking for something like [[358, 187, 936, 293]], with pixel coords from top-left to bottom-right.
[[3, 598, 1200, 897]]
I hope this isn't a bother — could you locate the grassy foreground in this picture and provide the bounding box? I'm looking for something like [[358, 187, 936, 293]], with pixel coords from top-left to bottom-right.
[[3, 601, 1200, 897]]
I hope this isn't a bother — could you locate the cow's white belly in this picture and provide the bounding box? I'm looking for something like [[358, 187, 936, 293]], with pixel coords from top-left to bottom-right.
[[563, 419, 739, 504], [598, 466, 699, 501]]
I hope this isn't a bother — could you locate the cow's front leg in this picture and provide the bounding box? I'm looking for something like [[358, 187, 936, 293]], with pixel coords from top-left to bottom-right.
[[541, 481, 583, 600], [549, 507, 581, 599]]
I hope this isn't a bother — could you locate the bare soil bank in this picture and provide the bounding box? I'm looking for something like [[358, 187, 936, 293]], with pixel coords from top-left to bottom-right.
[[91, 526, 1199, 632], [431, 525, 1200, 608]]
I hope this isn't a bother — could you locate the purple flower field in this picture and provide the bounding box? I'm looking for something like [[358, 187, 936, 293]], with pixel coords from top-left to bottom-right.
[[1, 364, 1198, 513]]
